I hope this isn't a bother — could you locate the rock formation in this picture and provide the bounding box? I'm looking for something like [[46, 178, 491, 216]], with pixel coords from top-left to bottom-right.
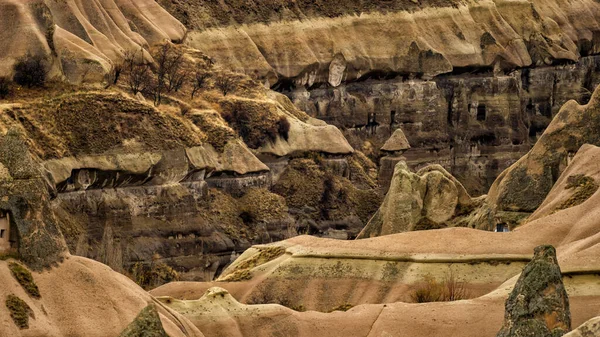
[[0, 129, 67, 269], [378, 128, 411, 192], [119, 304, 169, 337], [358, 162, 476, 238], [497, 245, 571, 337], [157, 0, 600, 195], [0, 129, 204, 337], [528, 144, 600, 221], [564, 317, 600, 337], [0, 46, 369, 281], [381, 129, 411, 154], [175, 0, 596, 83], [476, 83, 600, 230], [0, 0, 186, 83]]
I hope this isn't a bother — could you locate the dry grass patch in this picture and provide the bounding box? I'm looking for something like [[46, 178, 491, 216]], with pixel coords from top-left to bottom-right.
[[411, 271, 469, 303]]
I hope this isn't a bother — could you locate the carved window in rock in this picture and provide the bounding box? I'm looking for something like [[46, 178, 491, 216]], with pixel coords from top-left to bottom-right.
[[495, 224, 509, 232], [477, 104, 487, 121]]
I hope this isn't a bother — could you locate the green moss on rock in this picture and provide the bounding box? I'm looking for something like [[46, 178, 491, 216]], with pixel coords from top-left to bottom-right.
[[6, 294, 32, 329], [8, 262, 40, 299], [497, 245, 571, 337], [119, 304, 168, 337], [557, 174, 599, 211]]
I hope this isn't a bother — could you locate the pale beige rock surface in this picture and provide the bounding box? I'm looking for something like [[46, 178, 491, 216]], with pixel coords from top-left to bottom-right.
[[0, 0, 186, 82], [184, 0, 598, 84], [358, 162, 474, 237], [0, 256, 204, 337], [381, 128, 411, 153], [564, 317, 600, 337]]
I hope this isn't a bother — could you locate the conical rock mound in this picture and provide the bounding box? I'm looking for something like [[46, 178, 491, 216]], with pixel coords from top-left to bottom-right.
[[497, 245, 571, 337]]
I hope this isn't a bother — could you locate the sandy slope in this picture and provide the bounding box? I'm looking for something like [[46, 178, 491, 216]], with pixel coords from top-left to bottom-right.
[[0, 255, 204, 337], [0, 0, 185, 82]]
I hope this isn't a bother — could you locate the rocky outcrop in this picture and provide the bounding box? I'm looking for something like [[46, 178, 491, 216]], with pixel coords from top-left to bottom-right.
[[119, 304, 169, 337], [152, 146, 600, 335], [166, 0, 600, 196], [294, 56, 600, 196], [0, 0, 186, 83], [476, 83, 600, 229], [182, 0, 598, 84], [0, 128, 204, 337], [0, 256, 205, 337], [0, 83, 367, 282], [564, 317, 600, 337], [528, 144, 600, 221], [0, 129, 67, 270], [358, 162, 475, 238], [497, 245, 571, 337]]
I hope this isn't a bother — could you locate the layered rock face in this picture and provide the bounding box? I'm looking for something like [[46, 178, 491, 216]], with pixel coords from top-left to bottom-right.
[[476, 82, 600, 230], [0, 128, 203, 337], [291, 58, 600, 195], [180, 0, 598, 81], [167, 0, 600, 195], [0, 86, 359, 283]]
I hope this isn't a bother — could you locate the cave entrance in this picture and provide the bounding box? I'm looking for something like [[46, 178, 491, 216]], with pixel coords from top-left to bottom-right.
[[476, 104, 487, 121]]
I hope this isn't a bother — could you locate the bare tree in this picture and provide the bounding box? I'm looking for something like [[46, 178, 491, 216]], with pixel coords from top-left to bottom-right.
[[214, 74, 236, 96], [191, 70, 211, 99], [165, 56, 186, 93], [123, 49, 152, 95], [152, 43, 186, 106]]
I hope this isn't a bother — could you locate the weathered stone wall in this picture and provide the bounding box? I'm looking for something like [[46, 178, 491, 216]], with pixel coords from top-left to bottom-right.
[[287, 56, 600, 194]]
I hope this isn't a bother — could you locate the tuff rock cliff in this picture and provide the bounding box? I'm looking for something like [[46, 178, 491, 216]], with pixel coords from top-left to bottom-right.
[[161, 0, 600, 195]]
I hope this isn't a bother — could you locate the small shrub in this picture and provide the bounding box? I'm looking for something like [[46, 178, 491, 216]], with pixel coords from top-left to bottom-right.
[[277, 116, 291, 141], [0, 77, 10, 99], [104, 63, 123, 88], [411, 271, 469, 303], [13, 53, 48, 88], [215, 75, 236, 96], [123, 49, 153, 96], [0, 251, 20, 261], [8, 263, 40, 299], [191, 70, 211, 99], [6, 294, 32, 329]]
